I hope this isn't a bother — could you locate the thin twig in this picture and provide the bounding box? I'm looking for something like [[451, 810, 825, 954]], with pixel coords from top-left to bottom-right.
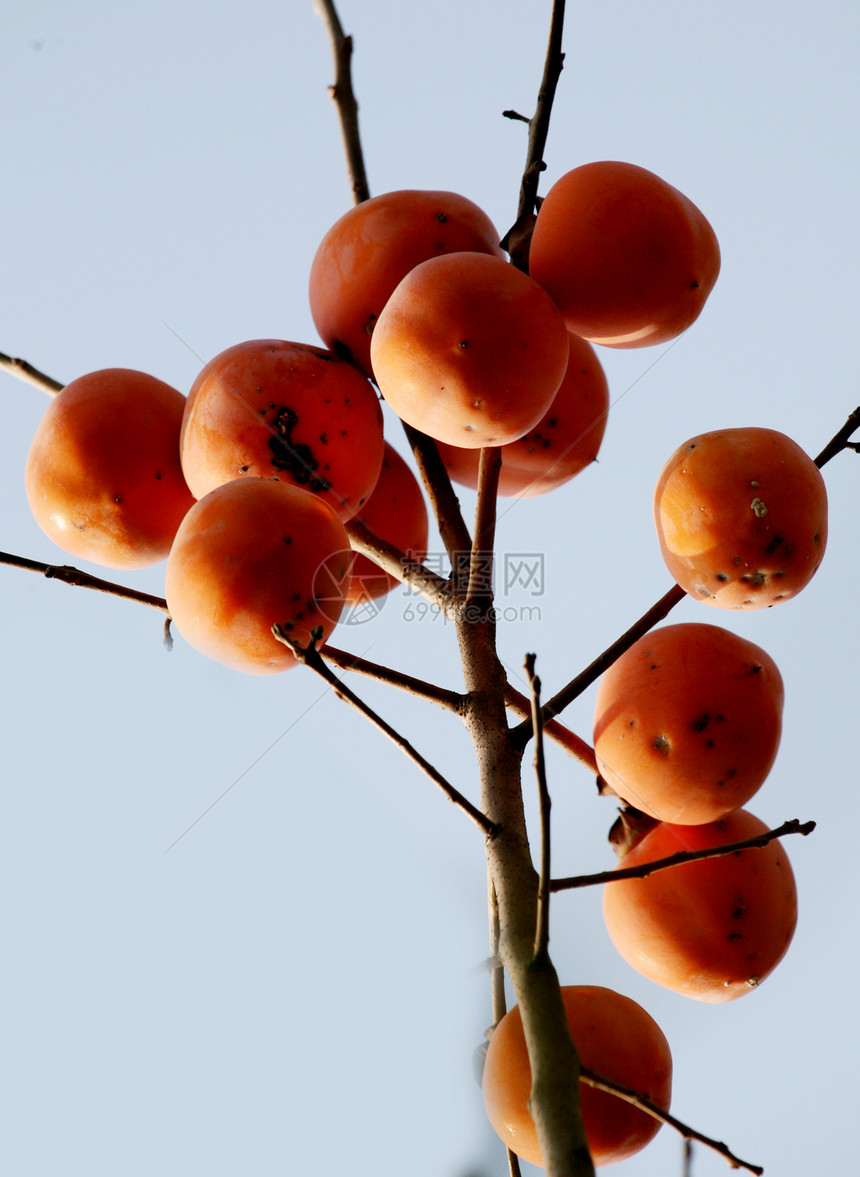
[[550, 818, 816, 892], [526, 655, 551, 961], [274, 626, 496, 836], [511, 583, 686, 747], [313, 0, 370, 205], [579, 1067, 762, 1175], [320, 643, 463, 711], [0, 350, 64, 395], [345, 517, 455, 615], [401, 422, 473, 577], [0, 550, 170, 613], [814, 405, 860, 467]]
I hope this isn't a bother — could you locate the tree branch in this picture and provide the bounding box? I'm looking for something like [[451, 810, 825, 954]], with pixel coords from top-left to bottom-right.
[[579, 1067, 762, 1175], [0, 550, 170, 613], [345, 517, 455, 614], [401, 422, 473, 576], [526, 655, 552, 962], [320, 643, 463, 711], [504, 681, 597, 771], [274, 625, 495, 835], [313, 0, 370, 205], [550, 819, 816, 892], [0, 349, 64, 395], [814, 405, 860, 468]]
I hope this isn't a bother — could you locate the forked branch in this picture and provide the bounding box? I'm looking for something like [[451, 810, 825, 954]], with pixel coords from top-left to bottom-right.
[[814, 404, 860, 467], [313, 0, 370, 205]]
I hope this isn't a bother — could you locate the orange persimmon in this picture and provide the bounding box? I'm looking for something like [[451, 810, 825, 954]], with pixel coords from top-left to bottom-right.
[[165, 478, 352, 675], [346, 442, 429, 605], [529, 161, 720, 347], [179, 340, 384, 522], [482, 985, 671, 1168], [593, 622, 783, 824], [308, 189, 505, 377], [654, 426, 828, 608], [370, 252, 569, 448], [436, 331, 608, 496], [25, 368, 194, 569], [603, 809, 798, 1001]]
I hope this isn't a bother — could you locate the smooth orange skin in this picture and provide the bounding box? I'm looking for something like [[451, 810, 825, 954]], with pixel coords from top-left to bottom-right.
[[165, 478, 352, 675], [654, 426, 828, 608], [370, 252, 569, 448], [346, 442, 429, 605], [482, 985, 672, 1168], [25, 368, 195, 570], [529, 161, 720, 348], [435, 332, 608, 496], [594, 622, 783, 824], [308, 189, 505, 377], [179, 340, 384, 522], [603, 810, 798, 1002]]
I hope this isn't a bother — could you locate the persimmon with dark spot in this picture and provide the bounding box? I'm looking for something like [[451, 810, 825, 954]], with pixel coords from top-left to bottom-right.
[[165, 477, 352, 675], [308, 189, 505, 377], [25, 368, 194, 569], [179, 339, 384, 521], [654, 426, 828, 608], [602, 809, 798, 1001], [593, 622, 783, 824], [482, 985, 672, 1167], [346, 442, 429, 605], [529, 160, 720, 348], [436, 331, 608, 496], [370, 252, 569, 447]]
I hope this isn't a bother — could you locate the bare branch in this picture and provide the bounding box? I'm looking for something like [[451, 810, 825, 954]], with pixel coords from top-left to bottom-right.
[[313, 0, 370, 205], [512, 583, 686, 747], [0, 550, 170, 613], [320, 643, 463, 711], [551, 818, 816, 892], [814, 405, 860, 467], [274, 625, 495, 836], [0, 350, 64, 395], [525, 655, 551, 961], [345, 517, 455, 614], [467, 446, 502, 611], [401, 422, 473, 578], [579, 1066, 762, 1175]]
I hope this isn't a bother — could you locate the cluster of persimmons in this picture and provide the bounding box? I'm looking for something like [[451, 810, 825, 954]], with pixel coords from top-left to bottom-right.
[[23, 159, 828, 1169]]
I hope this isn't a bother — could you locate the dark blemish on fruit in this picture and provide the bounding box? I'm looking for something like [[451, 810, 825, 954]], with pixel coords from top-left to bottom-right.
[[732, 903, 746, 920], [814, 532, 820, 544], [653, 735, 670, 754], [705, 739, 714, 748], [284, 536, 292, 545], [268, 406, 331, 493], [764, 534, 785, 554], [240, 465, 249, 473], [691, 281, 700, 289], [716, 572, 728, 582], [435, 211, 447, 223], [293, 593, 301, 601], [728, 932, 742, 941], [628, 719, 636, 728], [114, 495, 122, 503], [459, 340, 469, 349], [691, 714, 710, 733], [319, 433, 328, 444], [155, 472, 162, 480]]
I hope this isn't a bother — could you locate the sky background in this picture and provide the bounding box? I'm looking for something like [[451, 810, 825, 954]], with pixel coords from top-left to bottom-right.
[[2, 1, 859, 1174]]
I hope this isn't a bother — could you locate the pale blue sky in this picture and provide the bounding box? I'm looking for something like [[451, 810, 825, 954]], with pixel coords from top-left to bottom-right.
[[2, 2, 860, 1174]]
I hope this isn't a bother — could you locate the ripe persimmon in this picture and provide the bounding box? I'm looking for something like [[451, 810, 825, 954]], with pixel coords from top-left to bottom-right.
[[308, 189, 505, 377], [179, 340, 384, 522], [370, 252, 569, 448], [436, 331, 608, 496], [346, 442, 429, 605], [593, 622, 783, 824], [25, 368, 194, 570], [482, 985, 671, 1168], [654, 426, 828, 608], [603, 809, 798, 1001], [529, 161, 720, 348], [165, 478, 352, 675]]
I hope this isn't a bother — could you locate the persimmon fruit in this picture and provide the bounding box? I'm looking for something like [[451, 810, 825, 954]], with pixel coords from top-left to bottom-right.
[[309, 189, 505, 378], [25, 368, 194, 570], [179, 339, 384, 522], [482, 984, 671, 1168], [593, 622, 783, 824], [603, 809, 798, 1001], [346, 442, 429, 605], [529, 160, 720, 348], [370, 252, 569, 448], [654, 426, 828, 608], [165, 478, 352, 675], [436, 331, 608, 496]]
